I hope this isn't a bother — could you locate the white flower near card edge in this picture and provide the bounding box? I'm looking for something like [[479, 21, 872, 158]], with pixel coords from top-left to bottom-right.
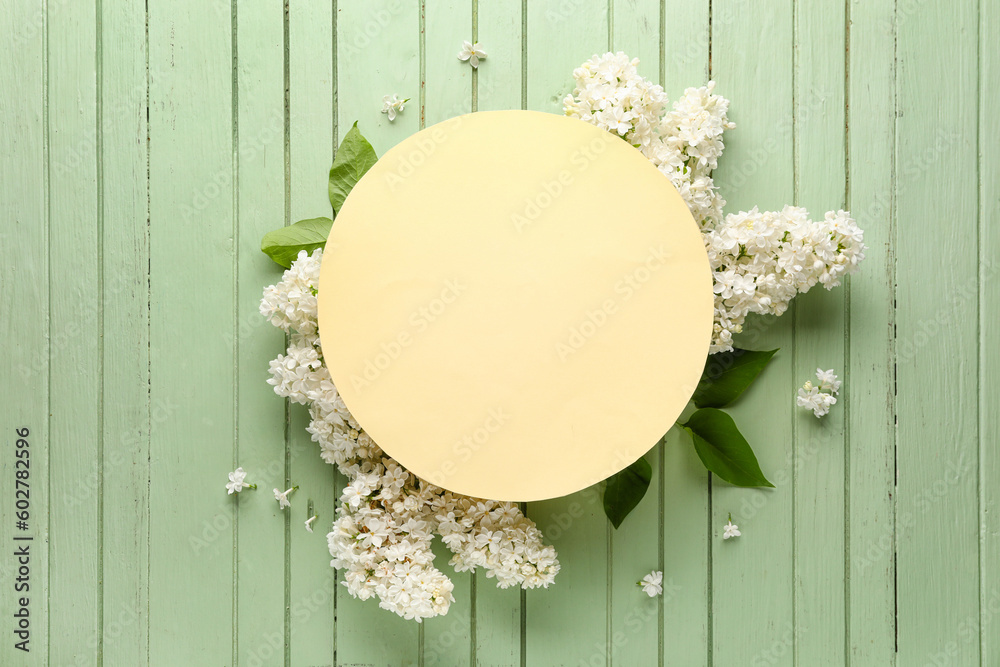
[[261, 252, 561, 620], [638, 570, 663, 597], [305, 515, 318, 533], [226, 467, 255, 494], [381, 94, 409, 122], [723, 518, 741, 540], [563, 53, 866, 354], [273, 486, 298, 509], [457, 40, 487, 68]]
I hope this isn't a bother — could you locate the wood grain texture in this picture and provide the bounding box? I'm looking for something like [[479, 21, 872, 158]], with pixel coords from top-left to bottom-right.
[[98, 2, 153, 666], [606, 8, 662, 667], [419, 4, 475, 666], [846, 0, 897, 661], [710, 1, 796, 664], [234, 2, 288, 666], [894, 0, 981, 662], [469, 7, 527, 664], [287, 0, 339, 663], [523, 2, 611, 665], [0, 0, 49, 664], [791, 0, 847, 662], [45, 0, 100, 664], [3, 0, 998, 664], [980, 0, 1000, 662], [147, 1, 235, 664], [660, 2, 713, 664], [98, 0, 152, 662], [334, 3, 421, 666]]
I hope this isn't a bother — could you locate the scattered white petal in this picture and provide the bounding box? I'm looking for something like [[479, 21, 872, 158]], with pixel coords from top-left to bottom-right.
[[639, 570, 663, 597], [457, 40, 487, 68], [723, 520, 741, 540], [381, 94, 408, 122], [226, 467, 255, 494], [305, 515, 318, 533], [273, 486, 297, 509]]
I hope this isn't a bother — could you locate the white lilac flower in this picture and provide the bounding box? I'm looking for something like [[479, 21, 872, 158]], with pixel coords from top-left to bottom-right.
[[457, 40, 487, 68], [816, 368, 841, 394], [723, 516, 741, 540], [381, 94, 409, 122], [273, 486, 298, 509], [564, 53, 865, 354], [226, 467, 255, 494], [639, 570, 664, 597], [260, 249, 560, 621], [704, 208, 865, 353], [796, 369, 841, 418], [259, 249, 322, 339], [564, 52, 669, 157], [305, 515, 318, 533]]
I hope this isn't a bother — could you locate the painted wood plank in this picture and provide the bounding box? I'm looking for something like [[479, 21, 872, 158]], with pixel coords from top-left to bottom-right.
[[601, 6, 664, 665], [422, 0, 472, 127], [529, 488, 610, 667], [609, 451, 661, 665], [475, 0, 522, 113], [790, 0, 847, 662], [660, 2, 712, 663], [419, 4, 474, 662], [845, 0, 897, 661], [710, 1, 796, 664], [525, 0, 610, 114], [611, 0, 660, 78], [337, 0, 421, 156], [98, 0, 153, 663], [287, 1, 339, 663], [980, 0, 1000, 661], [464, 5, 527, 663], [424, 540, 474, 667], [662, 0, 709, 95], [335, 3, 422, 665], [660, 430, 711, 666], [523, 3, 611, 665], [147, 1, 235, 662], [472, 572, 521, 667], [233, 2, 289, 665], [0, 0, 49, 664], [45, 0, 101, 664], [894, 0, 981, 661]]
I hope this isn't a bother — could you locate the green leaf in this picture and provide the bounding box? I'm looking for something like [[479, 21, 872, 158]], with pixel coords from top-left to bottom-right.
[[602, 457, 653, 529], [681, 408, 774, 487], [329, 121, 378, 214], [260, 217, 333, 268], [692, 348, 778, 408]]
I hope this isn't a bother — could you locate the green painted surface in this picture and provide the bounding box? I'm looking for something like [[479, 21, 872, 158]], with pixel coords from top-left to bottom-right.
[[0, 0, 996, 665]]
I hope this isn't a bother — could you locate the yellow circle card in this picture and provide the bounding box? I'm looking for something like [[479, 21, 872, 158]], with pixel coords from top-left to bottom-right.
[[318, 110, 713, 501]]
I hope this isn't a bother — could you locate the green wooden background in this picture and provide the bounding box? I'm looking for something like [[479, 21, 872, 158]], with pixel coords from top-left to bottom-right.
[[1, 0, 997, 664]]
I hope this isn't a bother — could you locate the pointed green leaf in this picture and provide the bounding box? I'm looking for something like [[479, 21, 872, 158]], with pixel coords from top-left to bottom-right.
[[260, 217, 333, 268], [602, 457, 653, 529], [681, 408, 774, 487], [692, 348, 779, 408], [329, 121, 378, 214]]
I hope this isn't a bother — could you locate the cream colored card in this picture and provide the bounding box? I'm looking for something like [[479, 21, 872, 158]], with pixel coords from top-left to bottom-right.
[[318, 110, 713, 501]]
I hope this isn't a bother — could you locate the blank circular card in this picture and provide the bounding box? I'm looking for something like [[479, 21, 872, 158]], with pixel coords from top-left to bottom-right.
[[318, 110, 713, 501]]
